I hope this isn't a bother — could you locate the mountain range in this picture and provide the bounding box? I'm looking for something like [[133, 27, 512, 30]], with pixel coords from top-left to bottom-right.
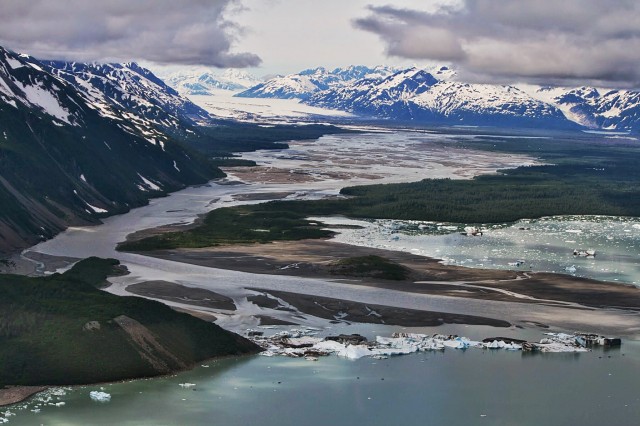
[[236, 65, 395, 100], [165, 68, 262, 95], [235, 66, 640, 133], [0, 46, 221, 254]]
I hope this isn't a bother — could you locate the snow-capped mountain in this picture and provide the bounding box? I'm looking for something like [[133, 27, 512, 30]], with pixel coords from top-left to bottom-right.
[[528, 86, 640, 132], [307, 67, 573, 128], [42, 60, 212, 142], [236, 63, 639, 132], [0, 49, 84, 127], [236, 65, 395, 100], [0, 46, 221, 254], [165, 68, 262, 95]]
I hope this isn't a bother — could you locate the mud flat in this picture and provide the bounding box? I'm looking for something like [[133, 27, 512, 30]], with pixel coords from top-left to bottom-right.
[[0, 386, 48, 407], [137, 239, 640, 311], [249, 288, 511, 327], [126, 281, 237, 311]]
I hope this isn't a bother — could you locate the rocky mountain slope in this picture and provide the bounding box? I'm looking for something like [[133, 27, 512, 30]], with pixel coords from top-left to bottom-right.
[[0, 46, 222, 255], [42, 60, 214, 141], [528, 86, 640, 133]]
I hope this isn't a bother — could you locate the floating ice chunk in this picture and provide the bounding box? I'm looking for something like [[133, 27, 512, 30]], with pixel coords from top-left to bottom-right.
[[485, 340, 504, 349], [89, 391, 111, 402], [443, 337, 471, 349], [179, 383, 196, 388]]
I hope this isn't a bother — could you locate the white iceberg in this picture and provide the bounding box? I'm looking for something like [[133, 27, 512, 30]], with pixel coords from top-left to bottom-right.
[[89, 391, 111, 402]]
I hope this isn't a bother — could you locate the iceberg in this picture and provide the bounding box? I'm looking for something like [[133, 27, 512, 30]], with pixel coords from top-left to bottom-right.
[[248, 329, 618, 359], [89, 391, 111, 402]]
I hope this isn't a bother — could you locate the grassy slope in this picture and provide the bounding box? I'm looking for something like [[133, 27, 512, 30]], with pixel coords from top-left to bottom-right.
[[118, 204, 333, 251], [330, 256, 410, 281], [0, 258, 258, 387]]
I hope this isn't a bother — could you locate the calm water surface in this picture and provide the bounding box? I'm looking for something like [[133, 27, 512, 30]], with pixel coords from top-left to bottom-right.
[[6, 339, 640, 426]]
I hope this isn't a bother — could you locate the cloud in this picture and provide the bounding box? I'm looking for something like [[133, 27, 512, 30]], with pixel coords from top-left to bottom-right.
[[0, 0, 261, 67], [354, 0, 640, 86]]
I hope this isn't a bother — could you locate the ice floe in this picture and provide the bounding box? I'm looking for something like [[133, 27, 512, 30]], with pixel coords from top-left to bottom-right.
[[89, 391, 111, 402], [247, 329, 619, 359]]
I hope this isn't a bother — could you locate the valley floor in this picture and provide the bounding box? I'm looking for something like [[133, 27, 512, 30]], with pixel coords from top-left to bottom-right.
[[125, 237, 640, 337]]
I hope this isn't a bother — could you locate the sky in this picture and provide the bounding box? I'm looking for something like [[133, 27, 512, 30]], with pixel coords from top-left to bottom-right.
[[0, 0, 638, 88]]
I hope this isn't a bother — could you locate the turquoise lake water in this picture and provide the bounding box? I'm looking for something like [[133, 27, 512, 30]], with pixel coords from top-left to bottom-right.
[[5, 338, 640, 426]]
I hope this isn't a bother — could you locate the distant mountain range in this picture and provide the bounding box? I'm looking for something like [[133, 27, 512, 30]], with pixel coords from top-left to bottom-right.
[[234, 66, 640, 133], [235, 65, 396, 100], [0, 46, 221, 254], [165, 68, 262, 95]]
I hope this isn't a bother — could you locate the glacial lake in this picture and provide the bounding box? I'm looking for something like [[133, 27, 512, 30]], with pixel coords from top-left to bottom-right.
[[5, 333, 640, 426]]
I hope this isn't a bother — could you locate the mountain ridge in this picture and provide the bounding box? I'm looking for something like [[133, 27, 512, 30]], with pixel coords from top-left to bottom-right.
[[0, 46, 222, 255], [236, 65, 640, 132]]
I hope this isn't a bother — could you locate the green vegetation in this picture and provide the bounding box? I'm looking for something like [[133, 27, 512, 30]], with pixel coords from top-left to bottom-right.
[[209, 157, 257, 167], [330, 256, 410, 281], [118, 205, 333, 251], [0, 258, 258, 387]]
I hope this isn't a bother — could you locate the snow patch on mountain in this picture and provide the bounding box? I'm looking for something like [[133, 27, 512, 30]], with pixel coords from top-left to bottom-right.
[[16, 79, 72, 124], [0, 47, 79, 125]]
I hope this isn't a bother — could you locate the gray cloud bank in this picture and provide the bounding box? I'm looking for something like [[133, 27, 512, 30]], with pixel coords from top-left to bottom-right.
[[355, 0, 640, 87], [0, 0, 260, 67]]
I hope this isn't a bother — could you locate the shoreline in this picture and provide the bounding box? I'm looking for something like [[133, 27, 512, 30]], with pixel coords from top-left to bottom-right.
[[0, 351, 261, 408], [0, 386, 48, 408]]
